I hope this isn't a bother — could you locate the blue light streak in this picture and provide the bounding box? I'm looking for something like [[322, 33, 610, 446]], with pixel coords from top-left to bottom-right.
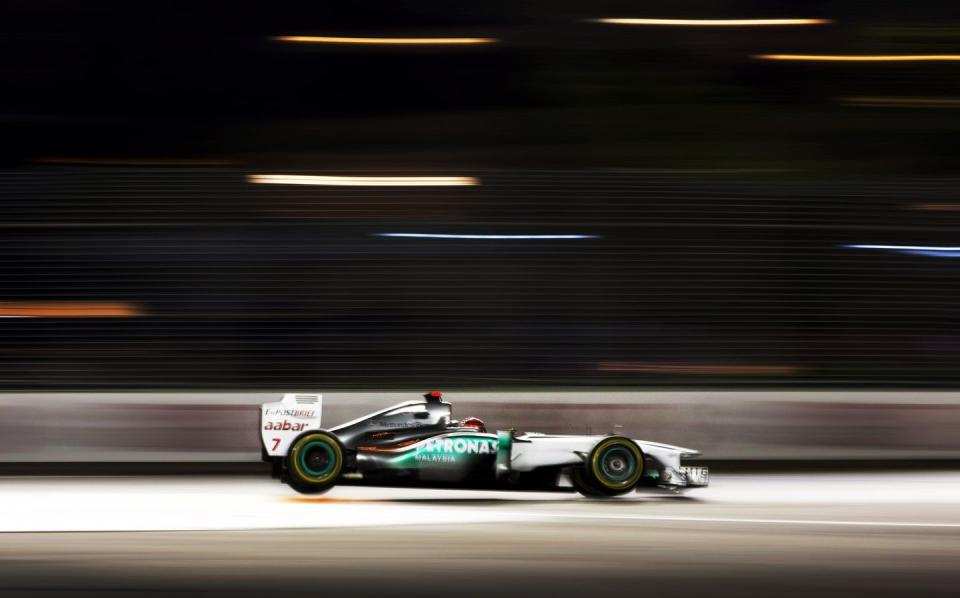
[[844, 244, 960, 258]]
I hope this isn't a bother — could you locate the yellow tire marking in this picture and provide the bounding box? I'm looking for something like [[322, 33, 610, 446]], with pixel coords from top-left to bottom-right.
[[590, 438, 643, 490], [290, 433, 343, 485]]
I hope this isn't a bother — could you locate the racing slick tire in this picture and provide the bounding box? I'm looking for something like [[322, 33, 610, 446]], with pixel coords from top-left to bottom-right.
[[571, 436, 644, 497], [285, 430, 344, 495]]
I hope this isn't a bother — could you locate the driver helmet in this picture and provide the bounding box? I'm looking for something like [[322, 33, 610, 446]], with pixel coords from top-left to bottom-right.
[[460, 416, 486, 433]]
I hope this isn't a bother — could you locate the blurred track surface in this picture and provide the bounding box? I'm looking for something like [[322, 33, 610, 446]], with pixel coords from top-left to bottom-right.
[[0, 473, 958, 596]]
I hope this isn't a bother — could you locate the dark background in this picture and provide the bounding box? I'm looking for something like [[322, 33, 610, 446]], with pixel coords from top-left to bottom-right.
[[1, 1, 959, 389]]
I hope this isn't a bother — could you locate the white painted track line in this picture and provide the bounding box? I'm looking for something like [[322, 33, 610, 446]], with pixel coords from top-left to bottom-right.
[[1, 472, 959, 533], [526, 512, 960, 528]]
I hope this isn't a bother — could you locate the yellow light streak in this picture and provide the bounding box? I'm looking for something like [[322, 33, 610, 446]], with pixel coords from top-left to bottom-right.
[[594, 18, 832, 27], [274, 35, 496, 45], [0, 302, 142, 318], [247, 175, 479, 187]]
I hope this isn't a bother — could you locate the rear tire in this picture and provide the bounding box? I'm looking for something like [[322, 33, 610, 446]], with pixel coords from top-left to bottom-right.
[[285, 430, 344, 495], [571, 437, 644, 497]]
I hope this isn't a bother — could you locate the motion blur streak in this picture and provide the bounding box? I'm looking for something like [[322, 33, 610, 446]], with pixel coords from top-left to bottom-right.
[[596, 363, 800, 375], [757, 54, 960, 61], [373, 233, 598, 240], [594, 18, 832, 27], [841, 97, 960, 108], [274, 36, 496, 45], [846, 244, 960, 251], [912, 203, 960, 210], [845, 244, 960, 258], [248, 174, 479, 186], [34, 158, 234, 166], [2, 475, 959, 598], [0, 302, 141, 318]]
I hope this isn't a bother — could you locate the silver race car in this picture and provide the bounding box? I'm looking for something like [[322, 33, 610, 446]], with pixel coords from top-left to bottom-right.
[[261, 391, 709, 496]]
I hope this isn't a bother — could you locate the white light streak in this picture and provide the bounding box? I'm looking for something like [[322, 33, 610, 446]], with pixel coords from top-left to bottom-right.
[[275, 36, 496, 45], [846, 244, 960, 251], [845, 244, 960, 258], [757, 54, 960, 62], [248, 175, 479, 187]]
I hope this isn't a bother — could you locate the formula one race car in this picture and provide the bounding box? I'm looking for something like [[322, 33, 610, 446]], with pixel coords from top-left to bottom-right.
[[260, 391, 709, 496]]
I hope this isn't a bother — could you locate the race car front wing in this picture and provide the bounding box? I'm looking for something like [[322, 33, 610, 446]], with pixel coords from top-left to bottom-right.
[[660, 465, 710, 488]]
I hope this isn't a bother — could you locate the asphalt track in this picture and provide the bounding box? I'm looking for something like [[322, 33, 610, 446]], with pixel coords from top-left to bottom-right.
[[0, 472, 958, 597]]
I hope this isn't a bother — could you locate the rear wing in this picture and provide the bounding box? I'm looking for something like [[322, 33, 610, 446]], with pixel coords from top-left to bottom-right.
[[260, 393, 322, 457]]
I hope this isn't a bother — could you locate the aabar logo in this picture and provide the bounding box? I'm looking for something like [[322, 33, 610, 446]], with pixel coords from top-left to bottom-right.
[[263, 420, 310, 431]]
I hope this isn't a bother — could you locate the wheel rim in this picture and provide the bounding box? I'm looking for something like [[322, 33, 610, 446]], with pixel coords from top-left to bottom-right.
[[589, 439, 643, 490], [598, 446, 637, 483], [299, 441, 335, 477], [292, 435, 341, 483]]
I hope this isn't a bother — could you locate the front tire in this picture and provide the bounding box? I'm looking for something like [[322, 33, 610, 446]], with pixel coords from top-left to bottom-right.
[[571, 437, 644, 497], [285, 430, 344, 495], [571, 466, 611, 497]]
